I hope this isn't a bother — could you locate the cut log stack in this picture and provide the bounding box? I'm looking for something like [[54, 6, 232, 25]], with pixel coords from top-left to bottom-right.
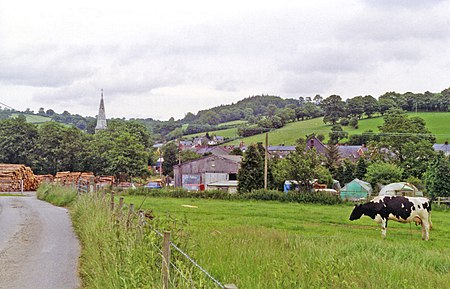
[[35, 174, 54, 184], [0, 164, 39, 192], [54, 171, 95, 186], [96, 176, 115, 185]]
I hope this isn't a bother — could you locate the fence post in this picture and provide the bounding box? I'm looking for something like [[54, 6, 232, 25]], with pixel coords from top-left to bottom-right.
[[119, 197, 124, 212], [21, 179, 24, 194], [162, 231, 171, 289], [89, 176, 95, 193], [224, 285, 238, 289], [110, 192, 115, 211], [437, 197, 441, 206]]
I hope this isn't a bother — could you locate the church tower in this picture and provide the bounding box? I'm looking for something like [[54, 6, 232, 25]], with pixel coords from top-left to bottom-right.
[[95, 89, 107, 133]]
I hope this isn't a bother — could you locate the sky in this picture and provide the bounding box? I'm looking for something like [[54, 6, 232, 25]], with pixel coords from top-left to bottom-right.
[[1, 0, 450, 120]]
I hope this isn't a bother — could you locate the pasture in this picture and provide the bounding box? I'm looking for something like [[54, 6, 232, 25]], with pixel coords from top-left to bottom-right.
[[10, 112, 52, 123], [123, 196, 450, 288], [224, 112, 450, 146]]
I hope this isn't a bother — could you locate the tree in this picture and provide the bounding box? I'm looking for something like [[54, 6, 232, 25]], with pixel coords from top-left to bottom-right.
[[162, 142, 179, 177], [326, 143, 340, 170], [332, 159, 356, 185], [0, 116, 38, 166], [362, 95, 379, 118], [321, 95, 346, 125], [273, 146, 328, 192], [424, 153, 450, 199], [328, 124, 348, 145], [46, 109, 55, 116], [355, 157, 368, 180], [377, 109, 435, 178], [237, 144, 264, 193], [365, 162, 403, 189], [346, 96, 365, 119]]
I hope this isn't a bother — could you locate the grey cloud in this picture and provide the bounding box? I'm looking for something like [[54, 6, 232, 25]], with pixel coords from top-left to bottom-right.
[[337, 5, 450, 42], [0, 45, 95, 87], [280, 72, 337, 96], [363, 0, 447, 9]]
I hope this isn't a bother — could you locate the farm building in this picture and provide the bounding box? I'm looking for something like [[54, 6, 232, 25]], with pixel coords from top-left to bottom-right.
[[268, 145, 296, 158], [306, 136, 367, 161], [340, 178, 373, 201], [173, 154, 241, 191], [378, 182, 423, 197], [207, 180, 238, 193], [433, 141, 450, 156]]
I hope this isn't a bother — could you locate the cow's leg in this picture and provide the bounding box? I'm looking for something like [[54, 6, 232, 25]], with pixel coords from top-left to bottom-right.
[[421, 217, 430, 241], [381, 218, 387, 238]]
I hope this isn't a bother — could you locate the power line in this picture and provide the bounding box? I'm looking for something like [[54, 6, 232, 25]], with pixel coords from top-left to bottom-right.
[[0, 100, 52, 124]]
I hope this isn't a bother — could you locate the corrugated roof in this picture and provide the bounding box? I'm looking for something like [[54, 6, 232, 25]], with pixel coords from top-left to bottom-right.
[[268, 146, 296, 151]]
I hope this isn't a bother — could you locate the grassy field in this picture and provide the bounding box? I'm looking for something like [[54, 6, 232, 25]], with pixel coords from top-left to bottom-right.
[[225, 112, 450, 146], [122, 196, 450, 289], [218, 120, 248, 127], [183, 126, 240, 140], [11, 112, 52, 123]]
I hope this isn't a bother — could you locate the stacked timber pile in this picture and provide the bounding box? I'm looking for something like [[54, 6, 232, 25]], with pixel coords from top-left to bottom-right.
[[0, 164, 38, 192], [79, 172, 95, 181], [35, 174, 54, 184], [55, 171, 82, 186], [96, 176, 115, 185], [55, 171, 96, 186]]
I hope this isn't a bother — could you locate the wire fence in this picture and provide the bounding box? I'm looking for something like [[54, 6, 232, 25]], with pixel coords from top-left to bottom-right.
[[80, 184, 237, 289]]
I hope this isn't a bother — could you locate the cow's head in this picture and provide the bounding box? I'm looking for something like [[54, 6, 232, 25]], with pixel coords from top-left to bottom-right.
[[349, 204, 364, 221]]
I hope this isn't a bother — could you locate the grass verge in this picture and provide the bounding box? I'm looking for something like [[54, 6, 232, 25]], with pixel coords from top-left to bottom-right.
[[36, 182, 77, 206]]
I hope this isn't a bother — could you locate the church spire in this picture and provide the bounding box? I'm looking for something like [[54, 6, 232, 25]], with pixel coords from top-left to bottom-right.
[[95, 89, 107, 133]]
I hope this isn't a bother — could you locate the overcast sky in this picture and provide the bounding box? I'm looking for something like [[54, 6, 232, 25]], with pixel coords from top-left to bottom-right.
[[1, 0, 449, 120]]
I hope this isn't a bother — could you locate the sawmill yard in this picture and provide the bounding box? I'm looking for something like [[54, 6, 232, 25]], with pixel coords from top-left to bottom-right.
[[120, 195, 450, 289]]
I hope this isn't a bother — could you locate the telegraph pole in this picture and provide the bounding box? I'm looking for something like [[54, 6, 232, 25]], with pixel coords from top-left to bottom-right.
[[264, 132, 268, 189]]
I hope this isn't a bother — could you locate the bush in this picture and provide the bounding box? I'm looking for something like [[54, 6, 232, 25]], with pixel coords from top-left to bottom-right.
[[36, 182, 77, 206], [126, 187, 342, 205]]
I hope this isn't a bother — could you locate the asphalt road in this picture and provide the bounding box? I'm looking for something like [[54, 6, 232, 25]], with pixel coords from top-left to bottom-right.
[[0, 193, 80, 289]]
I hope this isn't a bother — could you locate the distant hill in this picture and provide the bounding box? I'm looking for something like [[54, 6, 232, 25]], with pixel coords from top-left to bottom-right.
[[223, 112, 450, 146]]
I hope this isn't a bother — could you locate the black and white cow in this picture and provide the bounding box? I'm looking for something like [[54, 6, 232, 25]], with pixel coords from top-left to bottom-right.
[[349, 196, 432, 240]]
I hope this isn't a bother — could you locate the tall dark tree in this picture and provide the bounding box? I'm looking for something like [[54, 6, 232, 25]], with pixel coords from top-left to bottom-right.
[[162, 142, 179, 177], [237, 144, 264, 193], [363, 95, 379, 118], [321, 95, 346, 125], [424, 153, 450, 199], [355, 157, 368, 180]]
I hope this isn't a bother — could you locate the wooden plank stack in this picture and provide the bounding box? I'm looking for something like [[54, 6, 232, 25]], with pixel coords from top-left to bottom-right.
[[0, 164, 38, 192]]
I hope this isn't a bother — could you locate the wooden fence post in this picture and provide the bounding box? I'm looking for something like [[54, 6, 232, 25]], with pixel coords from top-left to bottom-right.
[[110, 192, 115, 211], [162, 231, 171, 289], [119, 197, 124, 212], [437, 197, 441, 206]]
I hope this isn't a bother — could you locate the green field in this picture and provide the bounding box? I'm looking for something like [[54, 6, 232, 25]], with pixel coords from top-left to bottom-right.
[[225, 112, 450, 145], [218, 120, 248, 127], [11, 112, 52, 123], [122, 196, 450, 289], [183, 126, 240, 140]]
